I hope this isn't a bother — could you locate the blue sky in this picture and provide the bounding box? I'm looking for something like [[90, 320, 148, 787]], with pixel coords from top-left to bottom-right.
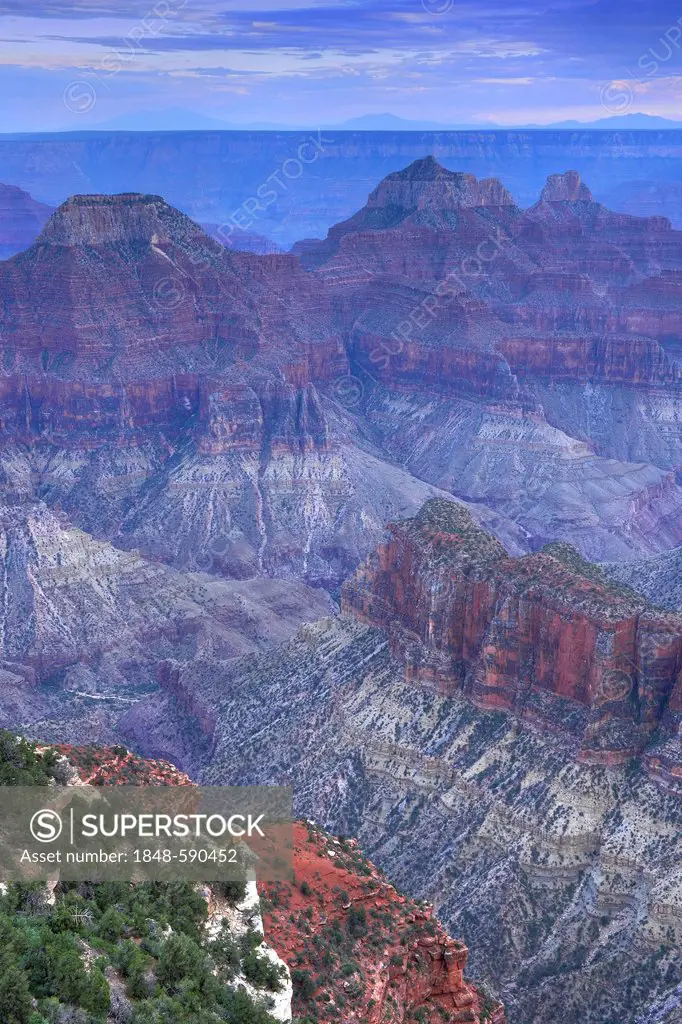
[[1, 0, 682, 131]]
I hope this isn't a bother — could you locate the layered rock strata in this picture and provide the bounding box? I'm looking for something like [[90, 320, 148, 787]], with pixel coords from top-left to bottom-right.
[[342, 499, 682, 772]]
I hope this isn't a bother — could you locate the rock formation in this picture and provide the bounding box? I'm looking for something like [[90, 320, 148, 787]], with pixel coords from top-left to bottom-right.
[[1, 190, 511, 586], [108, 500, 682, 1024], [342, 499, 682, 773], [1, 171, 681, 571], [293, 158, 682, 561]]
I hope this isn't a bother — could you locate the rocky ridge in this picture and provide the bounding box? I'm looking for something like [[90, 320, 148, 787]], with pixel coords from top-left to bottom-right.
[[1, 128, 681, 244]]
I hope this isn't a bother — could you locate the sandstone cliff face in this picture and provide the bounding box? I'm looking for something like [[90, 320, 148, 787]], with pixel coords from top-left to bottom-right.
[[341, 499, 682, 775]]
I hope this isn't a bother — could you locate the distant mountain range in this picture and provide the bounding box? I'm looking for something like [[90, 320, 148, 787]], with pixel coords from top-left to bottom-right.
[[525, 112, 682, 130], [337, 112, 682, 131], [48, 109, 682, 134]]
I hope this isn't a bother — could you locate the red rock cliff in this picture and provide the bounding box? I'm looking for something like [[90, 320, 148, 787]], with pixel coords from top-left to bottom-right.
[[342, 499, 682, 771], [0, 193, 347, 444]]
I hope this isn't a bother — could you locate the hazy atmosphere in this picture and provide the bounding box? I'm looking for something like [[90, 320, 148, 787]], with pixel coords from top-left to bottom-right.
[[2, 0, 682, 131]]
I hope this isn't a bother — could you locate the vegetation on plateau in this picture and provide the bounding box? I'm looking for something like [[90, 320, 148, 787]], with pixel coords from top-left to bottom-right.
[[0, 730, 281, 1024]]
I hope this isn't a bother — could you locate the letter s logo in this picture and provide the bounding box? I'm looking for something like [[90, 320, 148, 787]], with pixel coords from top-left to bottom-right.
[[30, 809, 63, 843]]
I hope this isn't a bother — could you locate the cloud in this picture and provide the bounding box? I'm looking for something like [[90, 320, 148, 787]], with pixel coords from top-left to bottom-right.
[[3, 0, 682, 130], [475, 76, 535, 85]]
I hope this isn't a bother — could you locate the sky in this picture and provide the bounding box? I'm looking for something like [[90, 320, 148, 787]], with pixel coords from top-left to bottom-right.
[[1, 0, 682, 131]]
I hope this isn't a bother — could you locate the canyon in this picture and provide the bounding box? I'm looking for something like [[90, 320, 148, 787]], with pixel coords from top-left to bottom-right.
[[0, 155, 681, 1022], [124, 503, 682, 1024], [1, 128, 681, 246], [0, 160, 681, 581]]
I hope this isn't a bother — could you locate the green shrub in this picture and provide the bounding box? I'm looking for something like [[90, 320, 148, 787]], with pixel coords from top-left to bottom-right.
[[156, 933, 207, 995], [0, 966, 33, 1024]]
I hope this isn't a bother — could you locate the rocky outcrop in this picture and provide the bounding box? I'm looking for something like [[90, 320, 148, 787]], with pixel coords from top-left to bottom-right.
[[289, 159, 682, 561], [46, 742, 194, 786], [297, 160, 682, 391], [261, 822, 504, 1024], [539, 170, 594, 203], [342, 499, 682, 770]]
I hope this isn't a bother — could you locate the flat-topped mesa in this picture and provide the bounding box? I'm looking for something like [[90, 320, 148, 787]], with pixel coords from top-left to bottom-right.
[[0, 188, 346, 442], [540, 170, 594, 204], [367, 156, 516, 213], [38, 192, 216, 249], [342, 499, 682, 773]]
